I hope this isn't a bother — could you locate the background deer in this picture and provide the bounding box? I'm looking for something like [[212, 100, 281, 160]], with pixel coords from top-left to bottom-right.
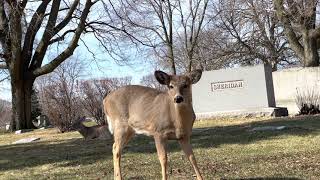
[[103, 69, 203, 180], [72, 116, 112, 140]]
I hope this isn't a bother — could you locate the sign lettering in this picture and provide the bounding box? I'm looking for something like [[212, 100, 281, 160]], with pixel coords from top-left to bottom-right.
[[211, 80, 244, 91]]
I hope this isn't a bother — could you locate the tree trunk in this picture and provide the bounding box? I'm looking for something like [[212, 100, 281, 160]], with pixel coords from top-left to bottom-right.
[[271, 63, 277, 71], [10, 78, 35, 131], [268, 59, 278, 71], [168, 45, 176, 75], [187, 51, 193, 73], [303, 36, 319, 67]]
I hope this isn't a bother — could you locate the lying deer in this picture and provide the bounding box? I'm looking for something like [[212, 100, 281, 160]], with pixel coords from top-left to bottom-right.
[[72, 117, 112, 140], [103, 69, 203, 180]]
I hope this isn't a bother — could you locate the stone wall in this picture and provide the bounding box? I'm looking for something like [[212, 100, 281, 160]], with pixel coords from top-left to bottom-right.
[[272, 67, 320, 115]]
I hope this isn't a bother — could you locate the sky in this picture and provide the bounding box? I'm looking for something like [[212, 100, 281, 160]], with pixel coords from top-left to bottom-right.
[[0, 1, 162, 102], [0, 81, 11, 101], [73, 34, 155, 83], [0, 34, 155, 102]]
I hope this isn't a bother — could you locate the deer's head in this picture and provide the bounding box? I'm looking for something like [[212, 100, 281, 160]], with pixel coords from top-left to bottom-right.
[[71, 116, 86, 130], [155, 69, 202, 104]]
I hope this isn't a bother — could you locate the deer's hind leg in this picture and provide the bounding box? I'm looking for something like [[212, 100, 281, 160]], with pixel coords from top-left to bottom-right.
[[112, 123, 135, 180]]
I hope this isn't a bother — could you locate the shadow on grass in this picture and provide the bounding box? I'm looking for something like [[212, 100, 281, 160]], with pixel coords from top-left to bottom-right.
[[222, 178, 303, 180], [0, 115, 319, 172], [191, 115, 320, 149], [0, 137, 113, 172]]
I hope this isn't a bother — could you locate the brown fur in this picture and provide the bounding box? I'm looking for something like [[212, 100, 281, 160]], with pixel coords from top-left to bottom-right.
[[72, 118, 112, 140], [103, 70, 203, 180]]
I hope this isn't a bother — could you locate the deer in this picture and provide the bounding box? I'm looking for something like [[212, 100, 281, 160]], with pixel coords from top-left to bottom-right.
[[72, 116, 112, 140], [103, 69, 203, 180]]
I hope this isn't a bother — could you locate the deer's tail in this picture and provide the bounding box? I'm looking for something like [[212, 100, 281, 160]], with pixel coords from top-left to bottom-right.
[[103, 98, 114, 135]]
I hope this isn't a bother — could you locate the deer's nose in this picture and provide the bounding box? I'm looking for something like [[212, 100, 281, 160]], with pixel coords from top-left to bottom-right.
[[174, 96, 184, 103]]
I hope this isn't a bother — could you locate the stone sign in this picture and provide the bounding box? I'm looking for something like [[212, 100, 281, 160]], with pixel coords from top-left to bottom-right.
[[211, 80, 244, 91], [5, 124, 10, 131], [32, 115, 51, 128], [192, 64, 287, 118]]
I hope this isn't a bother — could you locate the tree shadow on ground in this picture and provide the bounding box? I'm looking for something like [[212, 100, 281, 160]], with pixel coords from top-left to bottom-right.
[[0, 115, 319, 173], [191, 115, 320, 149], [222, 178, 303, 180], [0, 137, 114, 172]]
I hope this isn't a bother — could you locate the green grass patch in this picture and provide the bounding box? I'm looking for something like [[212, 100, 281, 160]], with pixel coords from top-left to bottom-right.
[[1, 115, 320, 179]]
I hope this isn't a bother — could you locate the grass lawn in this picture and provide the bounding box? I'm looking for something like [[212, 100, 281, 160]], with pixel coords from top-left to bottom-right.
[[1, 116, 320, 180]]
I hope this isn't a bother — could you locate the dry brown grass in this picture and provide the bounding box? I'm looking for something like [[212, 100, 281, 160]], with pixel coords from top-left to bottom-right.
[[1, 115, 320, 179]]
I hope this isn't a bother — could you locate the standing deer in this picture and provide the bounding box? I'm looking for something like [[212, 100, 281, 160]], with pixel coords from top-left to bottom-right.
[[103, 69, 203, 180]]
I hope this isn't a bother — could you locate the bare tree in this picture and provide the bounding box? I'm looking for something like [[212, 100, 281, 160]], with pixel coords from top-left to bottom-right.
[[207, 0, 298, 71], [273, 0, 320, 67], [78, 78, 117, 125], [190, 29, 235, 70], [37, 58, 85, 132], [0, 99, 11, 127], [79, 80, 106, 125], [0, 69, 9, 83], [63, 76, 133, 127], [176, 0, 209, 72], [36, 52, 132, 131], [1, 0, 140, 130], [0, 0, 114, 130], [140, 74, 166, 91], [101, 0, 209, 74]]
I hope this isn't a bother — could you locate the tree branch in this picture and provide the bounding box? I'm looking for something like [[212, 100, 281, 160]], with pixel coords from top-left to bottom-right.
[[188, 0, 208, 71], [8, 1, 23, 69], [33, 0, 94, 77], [48, 29, 77, 44], [273, 0, 304, 60], [87, 21, 155, 48], [29, 0, 61, 69], [30, 0, 79, 69], [0, 75, 9, 82], [53, 0, 79, 35], [310, 27, 320, 39], [44, 7, 69, 17], [0, 1, 10, 63], [20, 0, 28, 10], [0, 63, 7, 69], [22, 0, 51, 69]]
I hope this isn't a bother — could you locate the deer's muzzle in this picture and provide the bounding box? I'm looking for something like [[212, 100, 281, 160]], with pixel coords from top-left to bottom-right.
[[174, 95, 184, 103]]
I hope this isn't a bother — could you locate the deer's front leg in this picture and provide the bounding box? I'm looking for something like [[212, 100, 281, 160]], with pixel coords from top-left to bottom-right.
[[154, 136, 168, 180], [179, 137, 203, 180], [112, 141, 122, 180]]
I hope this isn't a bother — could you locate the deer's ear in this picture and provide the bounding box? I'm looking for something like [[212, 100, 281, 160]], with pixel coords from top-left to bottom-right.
[[189, 69, 202, 84], [155, 70, 171, 85], [79, 116, 86, 122]]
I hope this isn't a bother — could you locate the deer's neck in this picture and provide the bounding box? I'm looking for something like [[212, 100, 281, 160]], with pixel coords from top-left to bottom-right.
[[169, 99, 194, 138], [77, 126, 89, 136]]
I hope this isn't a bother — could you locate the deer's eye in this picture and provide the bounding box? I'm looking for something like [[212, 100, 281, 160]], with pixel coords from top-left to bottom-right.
[[183, 84, 188, 88], [169, 85, 174, 89]]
